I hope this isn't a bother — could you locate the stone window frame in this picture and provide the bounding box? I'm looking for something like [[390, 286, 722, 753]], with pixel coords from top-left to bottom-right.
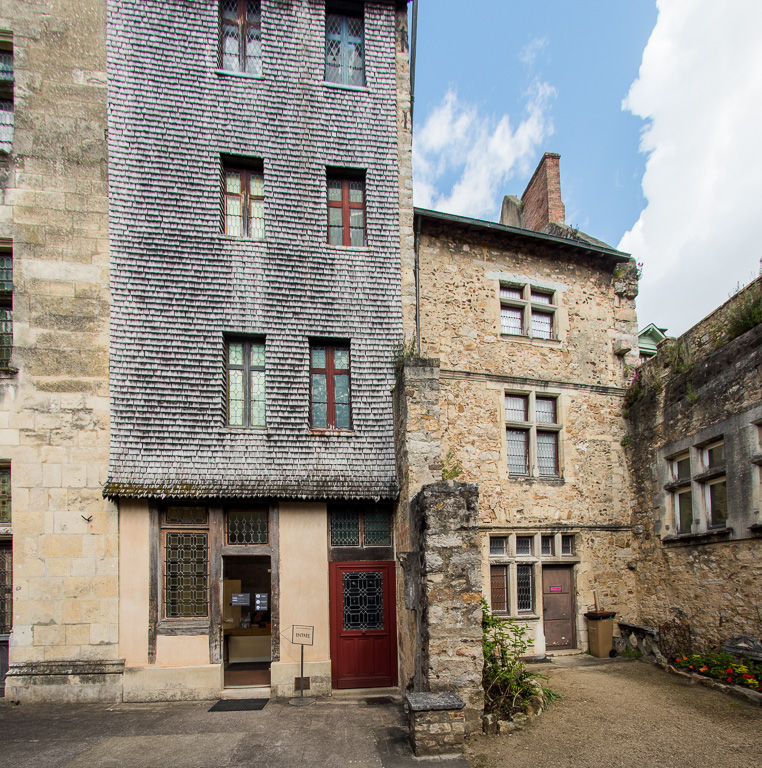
[[658, 406, 762, 544], [499, 282, 558, 341], [666, 451, 693, 534], [225, 336, 266, 429], [219, 0, 262, 77], [324, 5, 365, 88], [504, 390, 563, 480], [487, 531, 578, 619]]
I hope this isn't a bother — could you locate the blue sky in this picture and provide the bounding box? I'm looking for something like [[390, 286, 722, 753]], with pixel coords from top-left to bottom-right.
[[411, 0, 762, 336]]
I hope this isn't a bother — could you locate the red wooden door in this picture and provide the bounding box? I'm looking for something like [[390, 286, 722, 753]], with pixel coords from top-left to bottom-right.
[[329, 561, 397, 689], [542, 565, 576, 649]]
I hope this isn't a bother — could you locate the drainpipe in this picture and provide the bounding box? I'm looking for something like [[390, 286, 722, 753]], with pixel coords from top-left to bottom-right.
[[410, 0, 418, 126], [414, 212, 421, 356]]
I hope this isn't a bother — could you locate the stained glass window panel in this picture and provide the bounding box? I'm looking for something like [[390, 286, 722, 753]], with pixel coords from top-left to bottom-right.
[[250, 370, 265, 427], [331, 511, 360, 546], [537, 432, 558, 476], [0, 255, 11, 293], [250, 172, 264, 197], [343, 571, 383, 630], [334, 347, 349, 369], [364, 512, 391, 546], [225, 196, 242, 238], [165, 532, 208, 618], [311, 348, 326, 369], [165, 506, 208, 526], [0, 308, 10, 368], [516, 564, 533, 612], [0, 467, 9, 524], [227, 509, 268, 545], [229, 342, 243, 366], [0, 52, 12, 84], [228, 369, 244, 426], [328, 179, 342, 202], [505, 395, 528, 422], [0, 101, 13, 153], [250, 342, 265, 367], [249, 199, 265, 240], [501, 306, 523, 335], [349, 180, 364, 203], [506, 430, 529, 475], [531, 310, 553, 339]]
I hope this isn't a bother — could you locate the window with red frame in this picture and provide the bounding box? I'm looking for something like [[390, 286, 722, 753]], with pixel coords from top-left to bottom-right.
[[220, 0, 262, 76], [310, 343, 351, 430], [223, 164, 264, 239], [327, 175, 365, 247]]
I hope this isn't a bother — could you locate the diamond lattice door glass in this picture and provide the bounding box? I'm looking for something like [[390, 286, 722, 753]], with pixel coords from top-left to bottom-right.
[[343, 571, 383, 630]]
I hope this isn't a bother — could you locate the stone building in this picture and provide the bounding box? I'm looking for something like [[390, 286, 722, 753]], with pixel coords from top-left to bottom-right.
[[626, 276, 762, 651], [400, 153, 642, 657]]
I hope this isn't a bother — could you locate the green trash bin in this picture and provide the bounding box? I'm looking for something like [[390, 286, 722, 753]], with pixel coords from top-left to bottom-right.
[[585, 611, 616, 658]]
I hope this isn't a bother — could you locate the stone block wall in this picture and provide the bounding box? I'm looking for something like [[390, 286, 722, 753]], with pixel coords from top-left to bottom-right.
[[1, 0, 115, 701], [627, 302, 762, 651]]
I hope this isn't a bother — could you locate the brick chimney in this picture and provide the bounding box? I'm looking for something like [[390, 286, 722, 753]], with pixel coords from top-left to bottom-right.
[[520, 152, 565, 232]]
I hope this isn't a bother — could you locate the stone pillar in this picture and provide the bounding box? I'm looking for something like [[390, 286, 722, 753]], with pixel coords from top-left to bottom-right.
[[414, 481, 484, 735]]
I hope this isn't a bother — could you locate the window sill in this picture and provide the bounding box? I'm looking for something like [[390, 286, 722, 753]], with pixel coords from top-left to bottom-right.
[[508, 475, 564, 485], [309, 429, 355, 437], [216, 234, 267, 244], [0, 365, 17, 378], [323, 81, 368, 93], [157, 619, 210, 636], [693, 466, 726, 482], [222, 427, 268, 434], [216, 69, 264, 81], [751, 453, 762, 467], [325, 244, 369, 252], [662, 527, 732, 546], [500, 334, 561, 345]]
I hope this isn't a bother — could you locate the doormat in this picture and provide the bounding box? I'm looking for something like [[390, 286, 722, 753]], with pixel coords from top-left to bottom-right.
[[209, 698, 268, 712]]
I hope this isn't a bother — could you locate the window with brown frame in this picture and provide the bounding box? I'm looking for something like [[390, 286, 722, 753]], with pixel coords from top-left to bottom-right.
[[223, 164, 265, 239], [310, 342, 351, 430], [490, 564, 508, 613], [330, 509, 391, 547], [162, 506, 209, 619], [327, 174, 365, 247], [325, 9, 364, 86], [226, 509, 268, 545], [226, 338, 265, 428], [220, 0, 262, 76]]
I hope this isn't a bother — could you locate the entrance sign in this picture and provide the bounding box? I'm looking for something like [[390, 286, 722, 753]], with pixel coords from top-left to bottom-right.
[[254, 592, 268, 611], [292, 625, 314, 646], [231, 593, 250, 606]]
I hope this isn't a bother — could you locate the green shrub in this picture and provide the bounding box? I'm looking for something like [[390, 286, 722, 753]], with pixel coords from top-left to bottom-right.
[[725, 279, 762, 342]]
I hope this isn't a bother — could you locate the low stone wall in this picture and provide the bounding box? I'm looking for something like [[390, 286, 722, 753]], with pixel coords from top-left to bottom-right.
[[405, 692, 466, 756], [5, 660, 125, 704]]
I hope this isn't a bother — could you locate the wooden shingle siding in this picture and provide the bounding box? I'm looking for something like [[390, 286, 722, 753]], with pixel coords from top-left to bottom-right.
[[106, 0, 402, 500]]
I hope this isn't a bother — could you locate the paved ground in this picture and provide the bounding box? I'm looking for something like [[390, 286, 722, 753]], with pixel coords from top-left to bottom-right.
[[0, 691, 468, 768], [466, 656, 762, 768], [2, 658, 760, 768]]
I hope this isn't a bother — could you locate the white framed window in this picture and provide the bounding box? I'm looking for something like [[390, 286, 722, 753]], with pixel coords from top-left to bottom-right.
[[500, 283, 557, 340], [668, 452, 693, 534], [505, 392, 561, 478]]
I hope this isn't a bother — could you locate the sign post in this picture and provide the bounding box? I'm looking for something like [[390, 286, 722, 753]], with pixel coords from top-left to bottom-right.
[[288, 625, 315, 707]]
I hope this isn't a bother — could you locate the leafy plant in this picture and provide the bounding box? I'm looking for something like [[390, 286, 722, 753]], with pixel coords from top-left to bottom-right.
[[620, 645, 642, 659], [724, 279, 762, 342], [673, 651, 762, 691], [685, 382, 699, 404], [393, 336, 419, 369], [481, 600, 559, 717], [660, 338, 694, 375], [441, 448, 463, 480]]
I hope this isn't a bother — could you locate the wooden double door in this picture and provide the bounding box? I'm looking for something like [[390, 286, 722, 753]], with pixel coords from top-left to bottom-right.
[[542, 565, 576, 650], [329, 561, 397, 689]]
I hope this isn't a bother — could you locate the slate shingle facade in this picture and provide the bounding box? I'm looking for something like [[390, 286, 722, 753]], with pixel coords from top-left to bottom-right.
[[106, 0, 403, 500]]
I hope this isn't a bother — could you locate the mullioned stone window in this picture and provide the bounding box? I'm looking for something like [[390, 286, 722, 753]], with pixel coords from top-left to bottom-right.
[[500, 283, 557, 340], [505, 392, 561, 478]]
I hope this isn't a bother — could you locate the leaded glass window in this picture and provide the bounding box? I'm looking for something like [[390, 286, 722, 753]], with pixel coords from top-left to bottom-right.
[[541, 535, 553, 556], [342, 571, 383, 630], [364, 512, 391, 546], [164, 532, 208, 618], [490, 536, 506, 556], [227, 509, 268, 545], [227, 338, 265, 428], [220, 0, 262, 76], [506, 430, 529, 475], [0, 541, 11, 634], [0, 252, 10, 368], [330, 509, 391, 548], [165, 506, 208, 526], [516, 564, 533, 612], [224, 165, 265, 239], [515, 536, 532, 556], [500, 283, 556, 340], [561, 535, 574, 556], [331, 511, 360, 546], [310, 342, 351, 430], [0, 467, 9, 524], [537, 432, 559, 477], [325, 12, 364, 86], [327, 175, 365, 247]]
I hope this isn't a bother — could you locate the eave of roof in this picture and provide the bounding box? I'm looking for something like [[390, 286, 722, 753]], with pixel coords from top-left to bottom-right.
[[414, 207, 632, 263]]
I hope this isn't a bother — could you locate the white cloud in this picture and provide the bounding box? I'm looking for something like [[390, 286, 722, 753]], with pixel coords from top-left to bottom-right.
[[619, 0, 762, 336], [413, 82, 555, 220], [519, 37, 548, 67]]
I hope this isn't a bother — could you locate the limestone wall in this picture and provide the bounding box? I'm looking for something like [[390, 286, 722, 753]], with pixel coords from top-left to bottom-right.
[[2, 0, 115, 701], [627, 311, 762, 650]]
